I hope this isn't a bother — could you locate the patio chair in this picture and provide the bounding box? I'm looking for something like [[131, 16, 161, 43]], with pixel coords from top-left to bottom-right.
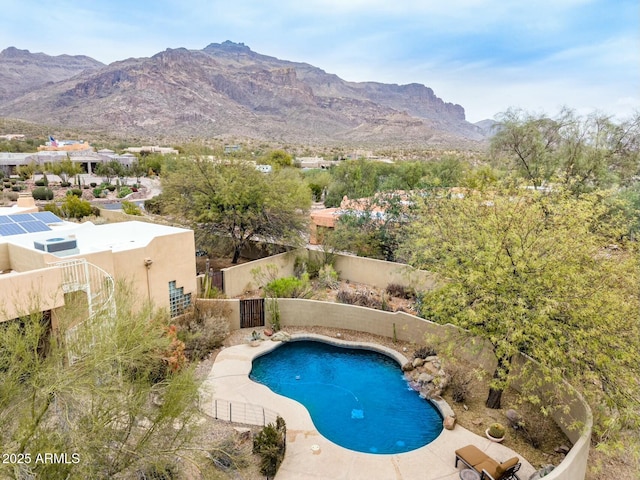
[[455, 444, 521, 480]]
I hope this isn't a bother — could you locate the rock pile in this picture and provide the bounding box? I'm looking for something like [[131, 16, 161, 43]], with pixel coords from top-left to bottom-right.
[[402, 355, 449, 399]]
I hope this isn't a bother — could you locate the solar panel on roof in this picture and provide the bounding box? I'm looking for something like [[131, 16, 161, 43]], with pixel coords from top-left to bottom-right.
[[31, 211, 63, 224], [0, 216, 13, 224], [20, 221, 51, 233], [0, 223, 26, 236], [9, 213, 35, 223]]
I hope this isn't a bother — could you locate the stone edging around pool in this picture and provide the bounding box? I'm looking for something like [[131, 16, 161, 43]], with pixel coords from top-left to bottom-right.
[[250, 333, 456, 423]]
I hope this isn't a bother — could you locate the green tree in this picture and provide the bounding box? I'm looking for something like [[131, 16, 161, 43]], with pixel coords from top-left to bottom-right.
[[324, 159, 395, 207], [94, 160, 124, 185], [16, 162, 36, 181], [129, 160, 147, 183], [60, 195, 93, 220], [329, 191, 414, 261], [0, 285, 199, 479], [303, 169, 331, 202], [401, 184, 639, 445], [491, 108, 640, 191], [263, 149, 293, 169], [49, 157, 83, 184], [163, 157, 311, 263]]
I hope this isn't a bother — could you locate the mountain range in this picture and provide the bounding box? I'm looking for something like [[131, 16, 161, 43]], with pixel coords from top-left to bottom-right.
[[0, 41, 491, 148]]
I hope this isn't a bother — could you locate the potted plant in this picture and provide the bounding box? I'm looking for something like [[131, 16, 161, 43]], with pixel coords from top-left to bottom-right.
[[486, 422, 506, 442], [249, 330, 262, 347]]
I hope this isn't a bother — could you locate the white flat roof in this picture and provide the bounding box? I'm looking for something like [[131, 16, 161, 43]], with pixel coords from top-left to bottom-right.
[[1, 220, 191, 255], [0, 205, 38, 216]]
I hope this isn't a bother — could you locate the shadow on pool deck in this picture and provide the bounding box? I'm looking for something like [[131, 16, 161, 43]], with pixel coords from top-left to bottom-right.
[[199, 334, 536, 480]]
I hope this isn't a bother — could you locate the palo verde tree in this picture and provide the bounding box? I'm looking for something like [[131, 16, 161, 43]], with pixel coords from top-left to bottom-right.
[[328, 191, 415, 261], [401, 183, 639, 446], [48, 157, 83, 185], [491, 108, 640, 192], [162, 155, 311, 263], [0, 284, 200, 480]]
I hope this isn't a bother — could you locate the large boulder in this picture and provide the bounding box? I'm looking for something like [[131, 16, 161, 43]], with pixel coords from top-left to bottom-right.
[[271, 331, 291, 342], [443, 415, 456, 430]]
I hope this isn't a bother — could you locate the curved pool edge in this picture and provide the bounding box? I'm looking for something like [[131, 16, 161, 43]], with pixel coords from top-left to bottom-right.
[[199, 333, 536, 480]]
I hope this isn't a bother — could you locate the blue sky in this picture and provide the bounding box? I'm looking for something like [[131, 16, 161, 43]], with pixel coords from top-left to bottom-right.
[[2, 0, 638, 122]]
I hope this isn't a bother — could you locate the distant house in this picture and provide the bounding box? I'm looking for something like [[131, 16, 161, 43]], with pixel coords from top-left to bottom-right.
[[123, 146, 179, 155], [39, 139, 91, 152], [224, 145, 241, 154], [0, 148, 141, 176], [309, 191, 412, 244], [295, 156, 338, 169]]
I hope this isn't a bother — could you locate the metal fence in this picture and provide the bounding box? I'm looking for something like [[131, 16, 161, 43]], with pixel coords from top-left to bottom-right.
[[204, 398, 279, 427]]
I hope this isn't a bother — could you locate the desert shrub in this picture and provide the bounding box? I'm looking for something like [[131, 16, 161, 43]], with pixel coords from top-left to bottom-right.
[[93, 187, 104, 198], [208, 437, 250, 471], [106, 184, 116, 191], [317, 264, 339, 289], [118, 186, 133, 198], [34, 179, 45, 187], [32, 187, 54, 200], [5, 191, 18, 202], [386, 283, 416, 300], [61, 195, 92, 220], [253, 417, 286, 478], [3, 183, 10, 189], [446, 364, 473, 403], [176, 314, 229, 362], [294, 255, 328, 279], [43, 202, 63, 217], [90, 182, 97, 187], [336, 288, 391, 310], [66, 188, 82, 197], [264, 275, 312, 298], [144, 194, 167, 215], [122, 200, 142, 216], [174, 302, 230, 361], [11, 185, 20, 192], [60, 181, 71, 187], [413, 345, 437, 359]]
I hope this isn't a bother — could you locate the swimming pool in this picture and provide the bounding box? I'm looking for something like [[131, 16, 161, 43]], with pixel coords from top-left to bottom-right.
[[249, 340, 443, 454]]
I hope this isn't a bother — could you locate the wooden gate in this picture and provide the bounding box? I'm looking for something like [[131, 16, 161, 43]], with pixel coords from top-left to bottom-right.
[[240, 299, 265, 328], [210, 270, 224, 291]]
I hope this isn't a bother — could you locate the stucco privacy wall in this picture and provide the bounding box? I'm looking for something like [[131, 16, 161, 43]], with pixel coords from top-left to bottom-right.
[[309, 250, 438, 291], [274, 298, 591, 480], [221, 249, 302, 297], [219, 248, 438, 297], [197, 295, 591, 480]]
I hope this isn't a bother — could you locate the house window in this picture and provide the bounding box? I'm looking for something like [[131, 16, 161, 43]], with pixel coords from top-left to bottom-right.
[[168, 281, 191, 317]]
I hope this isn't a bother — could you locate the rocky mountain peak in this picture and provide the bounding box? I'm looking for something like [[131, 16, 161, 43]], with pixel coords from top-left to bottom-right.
[[1, 46, 31, 58], [0, 43, 488, 148]]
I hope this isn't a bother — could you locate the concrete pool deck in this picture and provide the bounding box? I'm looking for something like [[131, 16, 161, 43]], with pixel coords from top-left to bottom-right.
[[199, 334, 536, 480]]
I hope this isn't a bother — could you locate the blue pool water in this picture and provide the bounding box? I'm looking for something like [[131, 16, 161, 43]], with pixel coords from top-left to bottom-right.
[[249, 340, 443, 454]]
